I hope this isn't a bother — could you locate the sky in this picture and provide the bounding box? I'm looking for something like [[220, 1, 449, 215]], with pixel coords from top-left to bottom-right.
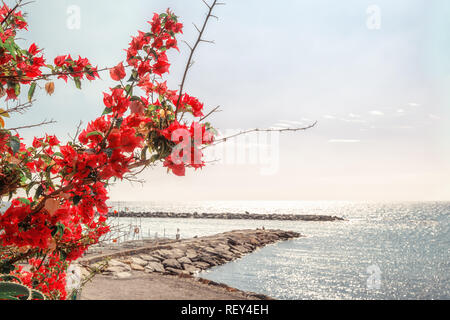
[[5, 0, 450, 201]]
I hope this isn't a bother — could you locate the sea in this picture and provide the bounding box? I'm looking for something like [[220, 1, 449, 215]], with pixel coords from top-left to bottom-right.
[[106, 201, 449, 299]]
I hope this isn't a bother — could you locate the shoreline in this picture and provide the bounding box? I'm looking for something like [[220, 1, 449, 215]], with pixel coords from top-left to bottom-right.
[[107, 211, 345, 221], [78, 229, 301, 300]]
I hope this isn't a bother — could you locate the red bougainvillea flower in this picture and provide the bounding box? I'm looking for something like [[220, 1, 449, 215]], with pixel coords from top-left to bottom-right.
[[152, 53, 170, 76], [163, 155, 186, 176], [54, 55, 67, 67], [110, 62, 126, 81]]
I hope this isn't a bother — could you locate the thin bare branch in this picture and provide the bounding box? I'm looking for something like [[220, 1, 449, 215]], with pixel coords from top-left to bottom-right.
[[5, 119, 56, 132], [175, 0, 221, 117], [182, 40, 193, 51], [199, 39, 215, 44], [205, 121, 318, 148], [201, 0, 211, 9], [68, 120, 83, 143], [199, 105, 221, 122], [192, 23, 201, 33], [1, 100, 34, 115]]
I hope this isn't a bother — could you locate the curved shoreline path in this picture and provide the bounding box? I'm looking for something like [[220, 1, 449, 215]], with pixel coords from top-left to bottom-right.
[[79, 229, 301, 300]]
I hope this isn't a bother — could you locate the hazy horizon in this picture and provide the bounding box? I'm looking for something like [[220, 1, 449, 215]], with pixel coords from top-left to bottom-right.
[[5, 0, 450, 202]]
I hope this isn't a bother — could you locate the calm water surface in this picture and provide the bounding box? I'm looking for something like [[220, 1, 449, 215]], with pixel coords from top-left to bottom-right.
[[108, 201, 449, 300]]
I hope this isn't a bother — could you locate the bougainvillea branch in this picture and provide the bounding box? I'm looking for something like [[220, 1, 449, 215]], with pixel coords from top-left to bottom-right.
[[0, 0, 315, 300], [0, 2, 217, 299]]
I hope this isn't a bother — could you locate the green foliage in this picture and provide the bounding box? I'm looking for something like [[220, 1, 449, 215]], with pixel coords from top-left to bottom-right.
[[0, 281, 31, 300], [0, 276, 46, 300]]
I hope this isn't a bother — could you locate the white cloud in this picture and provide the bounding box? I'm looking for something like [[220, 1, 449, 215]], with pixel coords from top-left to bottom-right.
[[369, 110, 384, 116], [408, 102, 420, 107], [323, 115, 335, 119]]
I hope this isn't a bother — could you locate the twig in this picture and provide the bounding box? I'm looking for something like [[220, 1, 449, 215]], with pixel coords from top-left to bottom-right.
[[68, 120, 83, 143], [199, 105, 221, 122], [5, 119, 56, 132], [205, 121, 318, 148], [175, 0, 221, 117]]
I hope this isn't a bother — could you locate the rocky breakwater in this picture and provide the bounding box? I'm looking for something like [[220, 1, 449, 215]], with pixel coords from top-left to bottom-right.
[[80, 229, 301, 279], [108, 211, 344, 221]]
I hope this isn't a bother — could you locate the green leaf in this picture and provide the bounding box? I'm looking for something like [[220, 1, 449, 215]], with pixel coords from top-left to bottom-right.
[[14, 83, 20, 97], [34, 185, 44, 200], [140, 146, 148, 161], [125, 84, 133, 96], [28, 82, 37, 102], [102, 107, 112, 115], [9, 136, 20, 155], [127, 70, 139, 82], [114, 118, 123, 129], [17, 198, 31, 205], [2, 39, 16, 58], [0, 282, 31, 300], [86, 131, 103, 138], [149, 154, 160, 163], [74, 77, 81, 89]]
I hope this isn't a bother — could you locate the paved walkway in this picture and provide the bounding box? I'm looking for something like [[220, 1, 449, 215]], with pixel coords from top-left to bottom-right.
[[80, 272, 260, 300]]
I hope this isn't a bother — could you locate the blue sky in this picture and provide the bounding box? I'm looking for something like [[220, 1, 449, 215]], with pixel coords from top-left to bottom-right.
[[6, 0, 450, 201]]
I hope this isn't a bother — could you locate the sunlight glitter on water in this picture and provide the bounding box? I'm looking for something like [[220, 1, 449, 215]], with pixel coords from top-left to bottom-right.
[[108, 201, 450, 299]]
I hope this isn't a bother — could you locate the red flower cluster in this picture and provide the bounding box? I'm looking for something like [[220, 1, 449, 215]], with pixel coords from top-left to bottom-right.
[[53, 55, 99, 82], [0, 7, 215, 300]]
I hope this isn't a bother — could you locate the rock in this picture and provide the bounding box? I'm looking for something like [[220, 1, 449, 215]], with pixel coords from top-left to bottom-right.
[[197, 256, 219, 267], [108, 260, 131, 271], [201, 246, 218, 255], [177, 256, 192, 265], [158, 248, 186, 259], [150, 254, 164, 261], [108, 259, 127, 267], [193, 261, 211, 270], [183, 264, 201, 274], [248, 237, 260, 246], [165, 267, 189, 276], [162, 258, 182, 269], [105, 266, 128, 273], [115, 272, 132, 279], [145, 262, 165, 273], [130, 263, 145, 271], [130, 257, 148, 266], [229, 245, 250, 253], [185, 249, 198, 260], [139, 254, 160, 262]]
